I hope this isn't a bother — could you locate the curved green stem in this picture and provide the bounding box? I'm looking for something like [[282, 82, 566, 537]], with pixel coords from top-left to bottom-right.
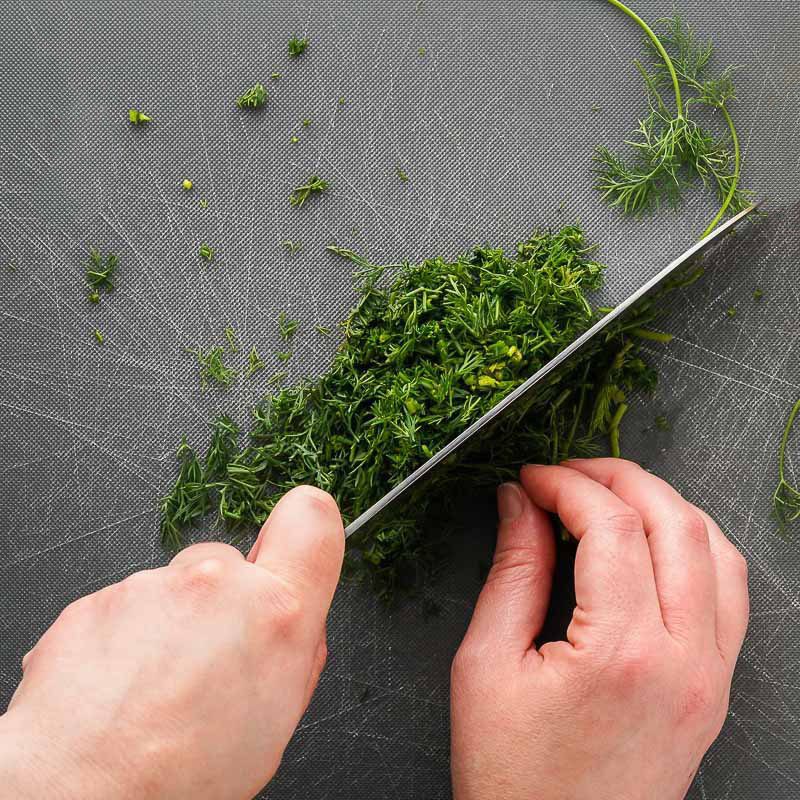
[[701, 104, 741, 237], [778, 399, 800, 484], [609, 402, 629, 458], [606, 0, 683, 115]]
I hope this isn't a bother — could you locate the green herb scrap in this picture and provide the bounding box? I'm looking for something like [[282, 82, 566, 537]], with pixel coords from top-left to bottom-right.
[[282, 240, 302, 255], [187, 346, 237, 388], [278, 312, 299, 341], [288, 36, 309, 57], [246, 347, 266, 377], [85, 247, 118, 301], [289, 176, 329, 208], [199, 244, 215, 262], [224, 325, 239, 352], [596, 3, 749, 236], [773, 399, 800, 532], [128, 108, 152, 125], [162, 226, 667, 598], [236, 83, 267, 109]]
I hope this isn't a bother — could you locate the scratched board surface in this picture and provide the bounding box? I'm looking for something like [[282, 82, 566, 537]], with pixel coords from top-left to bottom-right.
[[1, 1, 799, 797]]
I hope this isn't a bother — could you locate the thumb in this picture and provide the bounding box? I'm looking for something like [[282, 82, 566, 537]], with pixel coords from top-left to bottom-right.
[[249, 485, 345, 632], [462, 482, 555, 657]]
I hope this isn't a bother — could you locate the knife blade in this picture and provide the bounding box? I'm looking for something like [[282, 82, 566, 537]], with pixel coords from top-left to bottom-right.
[[345, 204, 758, 540]]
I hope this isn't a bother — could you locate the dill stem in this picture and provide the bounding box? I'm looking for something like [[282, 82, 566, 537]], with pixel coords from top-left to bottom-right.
[[609, 402, 629, 458], [701, 104, 741, 237], [606, 0, 683, 115], [778, 399, 800, 484]]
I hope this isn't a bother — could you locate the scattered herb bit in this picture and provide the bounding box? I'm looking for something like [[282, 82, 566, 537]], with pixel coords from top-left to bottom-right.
[[753, 288, 764, 300], [182, 179, 193, 191], [224, 325, 239, 352], [338, 96, 346, 105], [282, 240, 302, 255], [302, 118, 312, 127], [267, 370, 288, 385], [773, 398, 800, 532], [6, 261, 17, 273], [85, 247, 118, 300], [236, 83, 267, 109], [246, 346, 266, 377], [291, 135, 299, 144], [289, 175, 329, 208], [395, 166, 409, 183], [278, 312, 299, 341], [654, 415, 671, 431], [128, 108, 152, 125], [270, 72, 281, 80], [277, 351, 292, 362], [315, 325, 332, 336], [199, 244, 215, 262], [418, 47, 427, 56], [631, 327, 674, 343], [591, 102, 602, 112], [726, 306, 737, 318], [288, 36, 309, 57], [159, 439, 210, 550], [93, 329, 104, 345], [595, 5, 749, 236], [161, 226, 673, 600], [186, 346, 237, 388], [199, 198, 209, 209]]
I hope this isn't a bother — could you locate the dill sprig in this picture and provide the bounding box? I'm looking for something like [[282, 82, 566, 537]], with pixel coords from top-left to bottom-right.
[[236, 83, 267, 109], [246, 346, 266, 377], [290, 176, 329, 208], [128, 108, 151, 125], [596, 4, 748, 236], [161, 226, 669, 599], [773, 399, 800, 532], [282, 240, 302, 255], [159, 439, 210, 550], [224, 325, 239, 352], [186, 346, 237, 388], [85, 247, 118, 301], [278, 312, 299, 341], [199, 244, 215, 262], [288, 36, 309, 57]]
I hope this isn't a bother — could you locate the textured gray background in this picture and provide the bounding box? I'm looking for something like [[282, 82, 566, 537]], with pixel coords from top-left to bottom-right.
[[1, 1, 799, 798]]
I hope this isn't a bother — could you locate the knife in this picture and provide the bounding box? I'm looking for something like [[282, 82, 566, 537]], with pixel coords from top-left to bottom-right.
[[345, 204, 758, 540]]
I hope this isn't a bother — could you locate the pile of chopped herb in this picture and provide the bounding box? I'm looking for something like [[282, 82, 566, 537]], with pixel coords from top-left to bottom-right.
[[236, 83, 267, 109], [85, 247, 118, 303], [161, 225, 671, 599]]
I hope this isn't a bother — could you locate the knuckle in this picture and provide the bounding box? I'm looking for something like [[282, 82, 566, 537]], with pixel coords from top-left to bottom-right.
[[287, 484, 340, 514], [675, 671, 720, 725], [172, 557, 229, 598], [451, 642, 486, 688], [680, 511, 710, 547], [488, 548, 550, 589], [258, 577, 306, 639], [603, 510, 644, 537], [610, 642, 659, 689]]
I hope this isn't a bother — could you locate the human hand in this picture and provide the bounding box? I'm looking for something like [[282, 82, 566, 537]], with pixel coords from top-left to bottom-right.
[[450, 459, 749, 800], [0, 485, 344, 800]]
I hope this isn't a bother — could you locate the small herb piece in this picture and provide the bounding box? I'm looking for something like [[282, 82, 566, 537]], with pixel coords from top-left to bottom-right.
[[271, 72, 281, 80], [753, 288, 764, 300], [726, 306, 737, 318], [289, 175, 329, 208], [773, 399, 800, 532], [236, 83, 267, 109], [315, 325, 332, 336], [85, 247, 118, 300], [395, 166, 409, 183], [596, 5, 749, 236], [199, 198, 209, 209], [302, 118, 312, 127], [182, 179, 193, 191], [128, 108, 152, 124], [199, 244, 215, 262], [291, 135, 299, 144], [246, 347, 266, 377], [6, 261, 17, 273], [277, 351, 292, 362], [288, 36, 309, 57], [337, 96, 346, 105], [591, 102, 602, 112], [654, 415, 671, 431], [187, 346, 237, 388], [278, 312, 299, 340], [93, 329, 104, 344], [418, 47, 427, 56], [159, 438, 210, 550], [267, 370, 288, 385], [224, 325, 239, 352], [282, 240, 302, 255]]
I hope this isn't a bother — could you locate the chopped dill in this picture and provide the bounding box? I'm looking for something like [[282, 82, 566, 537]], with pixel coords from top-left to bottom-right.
[[282, 240, 302, 255], [128, 108, 151, 125], [753, 288, 764, 300], [302, 118, 312, 127], [93, 329, 104, 344], [654, 415, 671, 432], [236, 83, 267, 109], [267, 370, 288, 385], [396, 166, 409, 182], [85, 247, 118, 301], [199, 198, 209, 209], [288, 36, 309, 57], [246, 347, 266, 377], [182, 178, 193, 191], [291, 135, 299, 144], [186, 346, 237, 388], [161, 226, 670, 599], [337, 96, 346, 105], [315, 325, 332, 336], [270, 72, 281, 80], [290, 176, 329, 208], [199, 244, 215, 262], [278, 312, 299, 341], [726, 306, 737, 318], [277, 351, 292, 362], [596, 4, 749, 236], [224, 325, 239, 352], [773, 399, 800, 532], [418, 47, 427, 57]]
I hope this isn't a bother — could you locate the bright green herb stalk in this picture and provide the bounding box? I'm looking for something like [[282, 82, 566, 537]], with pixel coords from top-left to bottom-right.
[[186, 346, 237, 388], [161, 226, 672, 599], [246, 347, 266, 377], [288, 36, 309, 57], [773, 399, 800, 532], [182, 179, 193, 191], [597, 3, 748, 236], [289, 176, 329, 208], [224, 325, 239, 352], [236, 83, 267, 109], [199, 244, 215, 262], [85, 247, 118, 302], [282, 240, 302, 255], [128, 108, 151, 124], [93, 329, 104, 345], [278, 312, 299, 340]]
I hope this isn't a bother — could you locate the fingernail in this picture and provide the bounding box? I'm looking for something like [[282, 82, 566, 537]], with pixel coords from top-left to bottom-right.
[[497, 482, 524, 522]]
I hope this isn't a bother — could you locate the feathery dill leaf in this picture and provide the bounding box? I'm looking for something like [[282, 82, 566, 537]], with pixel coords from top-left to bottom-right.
[[161, 226, 669, 599], [236, 83, 267, 109], [773, 399, 800, 532], [186, 346, 237, 388], [290, 176, 329, 208], [85, 247, 118, 300]]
